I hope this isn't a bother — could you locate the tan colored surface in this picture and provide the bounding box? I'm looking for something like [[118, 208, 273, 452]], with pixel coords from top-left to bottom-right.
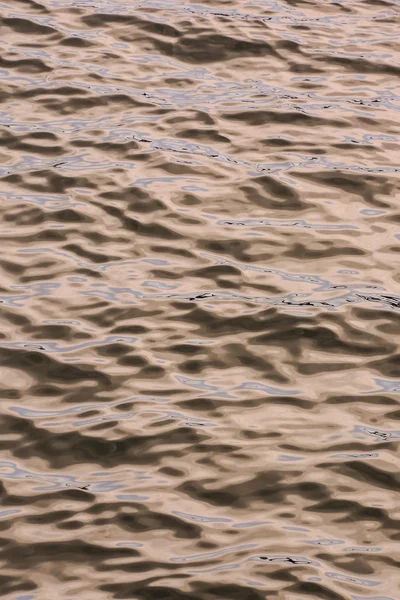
[[0, 0, 399, 598]]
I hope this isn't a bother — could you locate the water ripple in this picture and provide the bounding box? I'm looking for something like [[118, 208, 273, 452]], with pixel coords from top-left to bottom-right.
[[0, 0, 399, 598]]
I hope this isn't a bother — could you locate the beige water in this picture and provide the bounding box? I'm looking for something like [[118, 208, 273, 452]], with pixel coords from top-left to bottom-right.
[[0, 0, 399, 598]]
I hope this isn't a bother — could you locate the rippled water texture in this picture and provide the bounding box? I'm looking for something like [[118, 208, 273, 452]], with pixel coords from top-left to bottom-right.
[[1, 0, 400, 598]]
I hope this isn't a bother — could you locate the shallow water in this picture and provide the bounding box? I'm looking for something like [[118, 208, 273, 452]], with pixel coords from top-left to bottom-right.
[[0, 0, 400, 598]]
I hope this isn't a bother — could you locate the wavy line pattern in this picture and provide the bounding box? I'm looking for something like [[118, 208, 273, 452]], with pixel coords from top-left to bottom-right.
[[0, 0, 399, 598]]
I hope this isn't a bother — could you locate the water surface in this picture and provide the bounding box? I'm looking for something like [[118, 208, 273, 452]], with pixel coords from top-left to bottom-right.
[[0, 0, 399, 598]]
